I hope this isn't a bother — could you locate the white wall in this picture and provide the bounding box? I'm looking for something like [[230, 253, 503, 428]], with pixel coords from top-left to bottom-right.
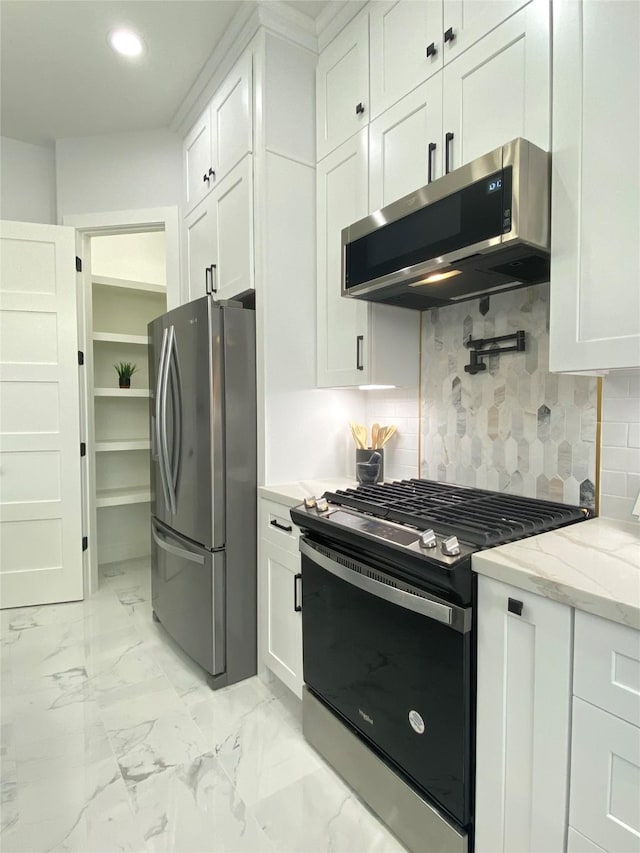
[[0, 136, 57, 224], [55, 130, 182, 221], [600, 371, 640, 522]]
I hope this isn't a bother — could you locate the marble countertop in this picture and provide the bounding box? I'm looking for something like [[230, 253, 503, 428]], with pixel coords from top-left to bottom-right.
[[259, 478, 357, 508], [473, 517, 640, 629]]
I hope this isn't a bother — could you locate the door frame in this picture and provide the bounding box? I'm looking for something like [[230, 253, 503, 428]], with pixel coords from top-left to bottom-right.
[[63, 207, 180, 595]]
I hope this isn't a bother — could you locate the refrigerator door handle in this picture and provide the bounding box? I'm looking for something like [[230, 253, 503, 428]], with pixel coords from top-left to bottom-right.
[[151, 521, 205, 565], [155, 327, 172, 512], [160, 325, 177, 515], [168, 330, 183, 508]]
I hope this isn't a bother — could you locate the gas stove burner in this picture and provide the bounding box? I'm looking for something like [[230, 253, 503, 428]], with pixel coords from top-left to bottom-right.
[[323, 479, 590, 548]]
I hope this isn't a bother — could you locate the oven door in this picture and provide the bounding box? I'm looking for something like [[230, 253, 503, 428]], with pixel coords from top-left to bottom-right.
[[300, 536, 473, 828]]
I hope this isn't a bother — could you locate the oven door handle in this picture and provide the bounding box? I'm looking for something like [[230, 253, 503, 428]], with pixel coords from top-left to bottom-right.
[[300, 539, 471, 633]]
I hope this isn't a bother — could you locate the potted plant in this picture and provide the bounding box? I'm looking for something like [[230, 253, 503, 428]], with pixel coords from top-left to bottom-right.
[[114, 361, 137, 389]]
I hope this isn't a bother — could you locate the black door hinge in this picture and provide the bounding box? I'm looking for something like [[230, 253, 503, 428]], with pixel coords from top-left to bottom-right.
[[76, 256, 82, 272], [80, 442, 86, 457], [82, 536, 88, 551], [78, 350, 84, 365]]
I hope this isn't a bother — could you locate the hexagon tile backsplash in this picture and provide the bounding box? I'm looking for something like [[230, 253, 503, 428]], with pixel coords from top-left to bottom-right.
[[420, 283, 598, 509]]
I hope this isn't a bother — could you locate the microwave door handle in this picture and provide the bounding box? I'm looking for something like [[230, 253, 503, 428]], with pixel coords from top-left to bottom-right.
[[155, 327, 171, 512]]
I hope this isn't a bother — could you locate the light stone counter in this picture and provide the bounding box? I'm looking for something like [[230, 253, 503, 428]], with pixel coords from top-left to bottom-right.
[[473, 517, 640, 629], [259, 479, 357, 509]]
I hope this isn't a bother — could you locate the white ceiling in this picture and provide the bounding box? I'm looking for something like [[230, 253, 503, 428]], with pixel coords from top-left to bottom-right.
[[0, 0, 330, 146]]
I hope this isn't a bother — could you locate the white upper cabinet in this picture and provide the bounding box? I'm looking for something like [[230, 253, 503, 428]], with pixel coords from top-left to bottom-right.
[[442, 0, 550, 173], [442, 0, 532, 62], [550, 0, 640, 373], [369, 77, 443, 212], [183, 196, 216, 303], [317, 129, 370, 387], [369, 0, 443, 120], [183, 52, 252, 215], [316, 10, 369, 161]]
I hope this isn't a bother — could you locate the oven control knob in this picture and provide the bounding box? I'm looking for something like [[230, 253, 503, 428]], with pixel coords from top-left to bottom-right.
[[316, 498, 330, 513], [303, 496, 317, 509], [419, 529, 437, 549], [441, 535, 460, 557]]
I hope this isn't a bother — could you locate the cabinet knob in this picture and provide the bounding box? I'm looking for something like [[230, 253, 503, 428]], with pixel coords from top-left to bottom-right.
[[208, 167, 215, 179], [508, 597, 523, 616], [355, 102, 365, 116], [444, 27, 455, 43], [426, 42, 437, 59], [203, 173, 210, 183]]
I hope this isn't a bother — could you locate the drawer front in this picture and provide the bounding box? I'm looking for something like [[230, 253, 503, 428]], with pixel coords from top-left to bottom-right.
[[574, 610, 640, 727], [261, 498, 299, 554], [570, 697, 640, 853]]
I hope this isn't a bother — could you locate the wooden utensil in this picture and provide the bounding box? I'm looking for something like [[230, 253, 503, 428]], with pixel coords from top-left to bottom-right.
[[371, 423, 380, 449], [349, 422, 367, 449], [379, 425, 397, 447]]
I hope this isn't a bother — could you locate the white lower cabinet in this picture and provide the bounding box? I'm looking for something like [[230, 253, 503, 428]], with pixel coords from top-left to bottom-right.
[[475, 574, 572, 853], [259, 498, 303, 699]]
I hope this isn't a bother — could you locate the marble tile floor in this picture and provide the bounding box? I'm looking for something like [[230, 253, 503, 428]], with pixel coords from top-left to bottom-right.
[[0, 558, 405, 853]]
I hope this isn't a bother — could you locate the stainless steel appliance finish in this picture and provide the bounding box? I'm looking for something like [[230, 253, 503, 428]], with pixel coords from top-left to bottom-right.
[[149, 298, 256, 689], [341, 138, 550, 310], [303, 687, 468, 853], [292, 480, 591, 852]]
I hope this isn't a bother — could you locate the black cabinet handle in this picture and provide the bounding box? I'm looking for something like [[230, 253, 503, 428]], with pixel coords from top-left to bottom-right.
[[426, 42, 437, 59], [444, 27, 455, 43], [355, 102, 365, 116], [445, 131, 454, 174], [428, 142, 437, 183], [270, 518, 292, 533], [203, 173, 210, 184], [209, 263, 217, 293], [208, 167, 215, 179], [508, 597, 523, 616], [294, 573, 302, 612], [356, 334, 364, 371], [205, 265, 212, 294]]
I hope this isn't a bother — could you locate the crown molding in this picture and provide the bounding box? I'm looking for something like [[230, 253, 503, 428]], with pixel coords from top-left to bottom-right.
[[316, 0, 367, 52], [171, 0, 319, 137]]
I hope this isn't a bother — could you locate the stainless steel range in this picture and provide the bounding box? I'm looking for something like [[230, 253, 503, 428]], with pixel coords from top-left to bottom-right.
[[290, 479, 590, 853]]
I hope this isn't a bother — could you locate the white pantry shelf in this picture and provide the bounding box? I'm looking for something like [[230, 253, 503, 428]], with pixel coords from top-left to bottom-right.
[[96, 486, 152, 508], [93, 275, 166, 295], [93, 331, 149, 346], [94, 439, 151, 453], [94, 387, 151, 398]]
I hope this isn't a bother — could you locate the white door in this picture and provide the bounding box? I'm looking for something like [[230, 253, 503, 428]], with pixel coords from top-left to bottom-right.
[[316, 10, 369, 160], [0, 221, 84, 609], [317, 129, 369, 388], [184, 195, 217, 302], [442, 0, 532, 63], [213, 154, 254, 302], [183, 105, 213, 214], [369, 0, 443, 120], [442, 0, 550, 172], [369, 78, 444, 212]]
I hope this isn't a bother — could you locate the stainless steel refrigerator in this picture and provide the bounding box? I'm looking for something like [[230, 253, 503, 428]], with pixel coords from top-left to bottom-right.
[[148, 297, 256, 689]]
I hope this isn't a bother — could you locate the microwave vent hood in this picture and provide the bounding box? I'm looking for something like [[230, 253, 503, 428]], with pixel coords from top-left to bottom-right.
[[341, 138, 550, 311]]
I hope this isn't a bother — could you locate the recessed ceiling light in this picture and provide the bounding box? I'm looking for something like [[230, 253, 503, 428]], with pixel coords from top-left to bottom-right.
[[108, 28, 144, 58]]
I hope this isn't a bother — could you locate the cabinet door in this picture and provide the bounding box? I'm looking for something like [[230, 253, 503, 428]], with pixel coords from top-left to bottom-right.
[[369, 78, 443, 212], [211, 52, 253, 185], [316, 11, 369, 160], [369, 0, 443, 120], [550, 0, 640, 373], [442, 0, 550, 173], [183, 195, 217, 303], [212, 155, 254, 302], [184, 106, 213, 214], [570, 697, 640, 853], [475, 575, 572, 853], [260, 539, 303, 699], [316, 129, 369, 388], [442, 0, 532, 63]]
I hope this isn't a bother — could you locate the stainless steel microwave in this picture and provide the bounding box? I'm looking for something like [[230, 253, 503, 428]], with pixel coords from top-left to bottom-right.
[[341, 138, 550, 311]]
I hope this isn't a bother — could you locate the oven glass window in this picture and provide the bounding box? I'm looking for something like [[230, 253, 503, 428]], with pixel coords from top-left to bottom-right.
[[345, 168, 510, 289]]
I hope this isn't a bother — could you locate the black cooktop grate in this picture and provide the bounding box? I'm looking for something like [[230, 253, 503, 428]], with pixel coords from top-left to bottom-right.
[[324, 479, 590, 547]]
